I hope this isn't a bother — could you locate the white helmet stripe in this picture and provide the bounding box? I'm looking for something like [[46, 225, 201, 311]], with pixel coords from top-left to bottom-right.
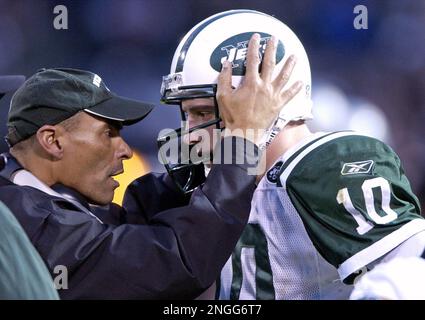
[[174, 9, 268, 73]]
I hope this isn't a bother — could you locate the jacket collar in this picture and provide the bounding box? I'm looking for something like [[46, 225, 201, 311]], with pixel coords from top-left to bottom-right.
[[0, 152, 103, 223]]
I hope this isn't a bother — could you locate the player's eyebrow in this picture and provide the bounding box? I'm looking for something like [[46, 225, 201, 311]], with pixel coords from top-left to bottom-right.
[[182, 104, 214, 112]]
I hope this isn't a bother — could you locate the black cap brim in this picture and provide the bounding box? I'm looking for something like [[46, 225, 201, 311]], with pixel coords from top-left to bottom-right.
[[84, 95, 155, 125], [0, 75, 25, 94]]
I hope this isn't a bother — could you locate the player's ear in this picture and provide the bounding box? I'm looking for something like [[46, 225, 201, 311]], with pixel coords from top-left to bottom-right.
[[36, 125, 65, 159]]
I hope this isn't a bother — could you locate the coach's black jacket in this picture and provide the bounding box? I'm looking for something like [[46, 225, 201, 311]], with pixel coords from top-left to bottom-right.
[[0, 137, 259, 299]]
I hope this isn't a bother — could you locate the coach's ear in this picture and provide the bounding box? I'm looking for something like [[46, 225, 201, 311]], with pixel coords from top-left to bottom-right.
[[36, 125, 65, 159]]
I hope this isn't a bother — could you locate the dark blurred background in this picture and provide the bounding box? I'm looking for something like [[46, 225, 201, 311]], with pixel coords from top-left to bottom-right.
[[1, 0, 424, 208]]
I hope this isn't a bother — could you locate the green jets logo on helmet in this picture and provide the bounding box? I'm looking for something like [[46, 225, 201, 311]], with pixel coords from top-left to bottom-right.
[[210, 32, 285, 75]]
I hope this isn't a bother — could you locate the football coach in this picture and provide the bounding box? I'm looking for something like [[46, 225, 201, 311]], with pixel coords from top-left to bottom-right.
[[0, 35, 300, 299]]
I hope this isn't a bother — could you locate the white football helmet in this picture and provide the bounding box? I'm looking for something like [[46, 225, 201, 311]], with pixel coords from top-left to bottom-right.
[[161, 9, 313, 143], [159, 9, 313, 193]]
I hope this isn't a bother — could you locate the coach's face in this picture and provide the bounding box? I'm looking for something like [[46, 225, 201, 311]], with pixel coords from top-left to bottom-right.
[[59, 112, 132, 205]]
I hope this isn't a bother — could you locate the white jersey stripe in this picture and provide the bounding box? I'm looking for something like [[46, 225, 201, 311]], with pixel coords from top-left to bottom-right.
[[279, 132, 365, 188], [280, 131, 329, 164], [338, 218, 425, 280]]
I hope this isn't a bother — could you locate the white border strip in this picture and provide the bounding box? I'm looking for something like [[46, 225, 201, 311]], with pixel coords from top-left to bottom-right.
[[263, 132, 329, 186], [279, 131, 363, 188], [84, 109, 126, 122], [338, 219, 425, 280]]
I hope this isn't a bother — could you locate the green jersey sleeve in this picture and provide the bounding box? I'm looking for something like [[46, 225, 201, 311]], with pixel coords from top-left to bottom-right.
[[0, 201, 59, 299], [279, 132, 424, 283]]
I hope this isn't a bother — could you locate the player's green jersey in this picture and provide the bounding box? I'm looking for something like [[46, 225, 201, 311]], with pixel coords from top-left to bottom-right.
[[0, 201, 59, 299], [219, 131, 424, 300], [280, 131, 423, 281]]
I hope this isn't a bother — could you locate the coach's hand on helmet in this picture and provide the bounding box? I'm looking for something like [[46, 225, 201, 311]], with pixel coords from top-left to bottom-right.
[[217, 33, 302, 146]]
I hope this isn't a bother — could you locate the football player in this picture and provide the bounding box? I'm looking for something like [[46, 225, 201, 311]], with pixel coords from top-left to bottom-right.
[[159, 9, 425, 299]]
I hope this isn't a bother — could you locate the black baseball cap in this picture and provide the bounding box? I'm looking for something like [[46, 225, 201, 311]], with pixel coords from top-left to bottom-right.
[[6, 68, 155, 146], [0, 75, 25, 99]]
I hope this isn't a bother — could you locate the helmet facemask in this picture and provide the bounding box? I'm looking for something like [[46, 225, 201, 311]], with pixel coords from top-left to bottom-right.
[[158, 81, 221, 194]]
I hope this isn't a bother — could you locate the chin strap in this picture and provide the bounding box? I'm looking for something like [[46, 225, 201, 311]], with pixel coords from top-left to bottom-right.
[[257, 115, 290, 150]]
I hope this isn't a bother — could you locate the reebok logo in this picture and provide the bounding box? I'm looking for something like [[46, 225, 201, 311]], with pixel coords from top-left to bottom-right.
[[341, 160, 374, 175]]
